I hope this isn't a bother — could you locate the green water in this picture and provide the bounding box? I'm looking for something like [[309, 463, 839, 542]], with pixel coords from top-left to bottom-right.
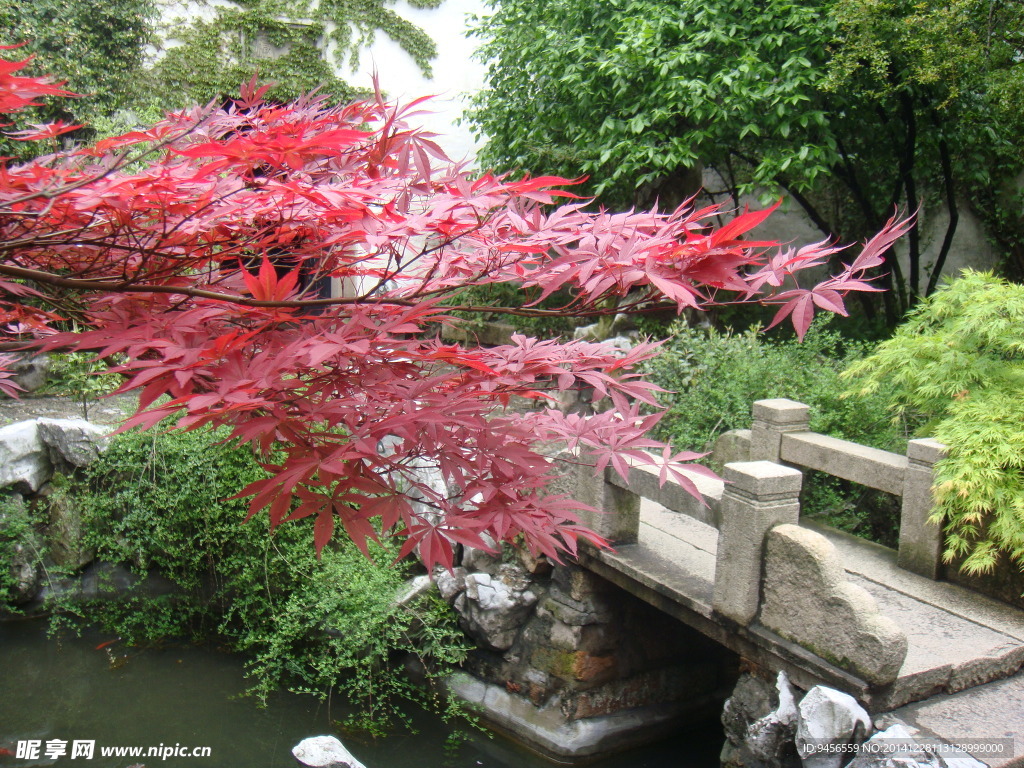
[[0, 619, 721, 768]]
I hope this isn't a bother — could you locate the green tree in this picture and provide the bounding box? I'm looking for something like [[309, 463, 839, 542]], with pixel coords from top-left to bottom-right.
[[0, 0, 155, 152], [844, 270, 1024, 575], [469, 0, 1024, 322], [153, 0, 444, 106]]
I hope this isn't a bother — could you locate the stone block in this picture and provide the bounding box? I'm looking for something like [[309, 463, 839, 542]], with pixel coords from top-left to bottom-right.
[[780, 432, 907, 495], [760, 524, 908, 686]]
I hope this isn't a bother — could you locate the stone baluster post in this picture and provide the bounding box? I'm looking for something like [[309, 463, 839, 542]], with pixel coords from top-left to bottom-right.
[[713, 461, 803, 625], [564, 457, 641, 545], [750, 399, 811, 462], [898, 438, 947, 579]]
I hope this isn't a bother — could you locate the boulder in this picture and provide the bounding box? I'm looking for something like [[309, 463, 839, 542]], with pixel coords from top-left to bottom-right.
[[40, 484, 95, 571], [2, 353, 50, 395], [722, 670, 801, 768], [36, 417, 109, 472], [461, 532, 502, 574], [292, 735, 366, 768], [1, 493, 42, 605], [845, 724, 986, 768], [393, 574, 433, 607], [455, 564, 538, 651], [0, 421, 49, 492], [795, 685, 872, 768], [434, 566, 467, 603]]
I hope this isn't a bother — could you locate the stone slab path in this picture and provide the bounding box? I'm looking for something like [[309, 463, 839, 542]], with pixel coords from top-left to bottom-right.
[[586, 498, 1024, 766]]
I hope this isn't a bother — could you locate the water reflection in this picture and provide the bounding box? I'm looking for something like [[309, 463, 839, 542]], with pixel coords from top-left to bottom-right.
[[0, 619, 719, 768]]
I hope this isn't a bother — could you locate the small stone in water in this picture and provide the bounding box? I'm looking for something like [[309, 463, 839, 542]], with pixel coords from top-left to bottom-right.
[[292, 735, 367, 768]]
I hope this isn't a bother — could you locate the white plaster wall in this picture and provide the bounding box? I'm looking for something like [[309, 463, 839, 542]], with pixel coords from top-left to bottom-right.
[[150, 0, 489, 163]]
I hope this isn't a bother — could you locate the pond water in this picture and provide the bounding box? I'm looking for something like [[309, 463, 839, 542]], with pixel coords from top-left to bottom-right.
[[0, 619, 723, 768]]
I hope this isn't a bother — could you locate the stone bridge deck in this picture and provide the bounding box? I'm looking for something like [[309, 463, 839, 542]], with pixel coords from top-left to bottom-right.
[[579, 494, 1024, 764]]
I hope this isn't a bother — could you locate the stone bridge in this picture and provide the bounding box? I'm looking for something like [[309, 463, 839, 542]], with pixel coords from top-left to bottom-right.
[[569, 399, 1024, 731]]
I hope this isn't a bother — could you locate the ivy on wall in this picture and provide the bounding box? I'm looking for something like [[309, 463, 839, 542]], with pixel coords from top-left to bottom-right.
[[153, 0, 445, 107], [0, 0, 156, 154]]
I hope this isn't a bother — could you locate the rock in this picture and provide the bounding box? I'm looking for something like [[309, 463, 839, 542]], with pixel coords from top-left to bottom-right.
[[745, 672, 800, 767], [760, 524, 908, 685], [722, 670, 802, 768], [517, 546, 553, 576], [292, 735, 366, 768], [0, 420, 49, 492], [0, 493, 42, 605], [844, 723, 986, 768], [393, 574, 433, 606], [713, 429, 752, 466], [40, 484, 95, 571], [36, 417, 109, 472], [4, 542, 41, 605], [455, 565, 538, 651], [461, 532, 502, 573], [434, 566, 467, 603], [795, 685, 872, 768], [1, 354, 50, 396], [722, 672, 779, 749]]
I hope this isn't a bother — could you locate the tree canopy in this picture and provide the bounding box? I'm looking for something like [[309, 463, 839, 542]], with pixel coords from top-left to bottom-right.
[[0, 52, 905, 567], [469, 0, 1024, 321]]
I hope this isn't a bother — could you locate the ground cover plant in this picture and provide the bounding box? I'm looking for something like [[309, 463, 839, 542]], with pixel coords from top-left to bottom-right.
[[0, 50, 909, 569], [41, 424, 469, 735]]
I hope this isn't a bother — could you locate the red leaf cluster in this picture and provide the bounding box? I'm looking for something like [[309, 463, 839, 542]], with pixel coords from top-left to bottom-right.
[[0, 52, 908, 567]]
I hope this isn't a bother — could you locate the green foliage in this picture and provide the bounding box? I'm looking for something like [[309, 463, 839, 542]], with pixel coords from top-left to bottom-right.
[[0, 492, 45, 611], [470, 0, 1024, 314], [153, 0, 443, 107], [442, 281, 577, 337], [644, 319, 909, 544], [63, 424, 470, 731], [844, 270, 1024, 574], [0, 0, 156, 156], [40, 352, 123, 419], [644, 319, 905, 452]]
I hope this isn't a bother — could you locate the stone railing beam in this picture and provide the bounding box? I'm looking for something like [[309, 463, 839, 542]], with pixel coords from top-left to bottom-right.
[[713, 461, 803, 625]]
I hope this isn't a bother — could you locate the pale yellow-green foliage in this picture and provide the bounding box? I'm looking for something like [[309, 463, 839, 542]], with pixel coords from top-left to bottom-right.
[[844, 270, 1024, 574]]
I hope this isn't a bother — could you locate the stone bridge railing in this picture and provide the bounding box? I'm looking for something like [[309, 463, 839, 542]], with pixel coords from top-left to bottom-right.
[[571, 398, 948, 687]]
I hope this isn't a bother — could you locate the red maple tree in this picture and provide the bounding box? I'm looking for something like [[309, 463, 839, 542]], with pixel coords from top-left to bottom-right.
[[0, 53, 909, 567]]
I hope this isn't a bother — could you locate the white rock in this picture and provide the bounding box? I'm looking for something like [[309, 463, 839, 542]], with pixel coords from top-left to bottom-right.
[[393, 574, 433, 606], [796, 685, 872, 768], [292, 735, 366, 768], [457, 568, 539, 651], [434, 566, 467, 602], [0, 421, 48, 492], [746, 671, 800, 762]]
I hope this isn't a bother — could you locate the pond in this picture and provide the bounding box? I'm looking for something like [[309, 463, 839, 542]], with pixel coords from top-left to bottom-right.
[[0, 619, 723, 768]]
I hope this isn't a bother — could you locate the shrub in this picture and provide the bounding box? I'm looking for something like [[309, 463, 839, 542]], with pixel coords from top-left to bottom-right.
[[644, 319, 910, 544], [844, 270, 1024, 574], [61, 424, 469, 732]]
